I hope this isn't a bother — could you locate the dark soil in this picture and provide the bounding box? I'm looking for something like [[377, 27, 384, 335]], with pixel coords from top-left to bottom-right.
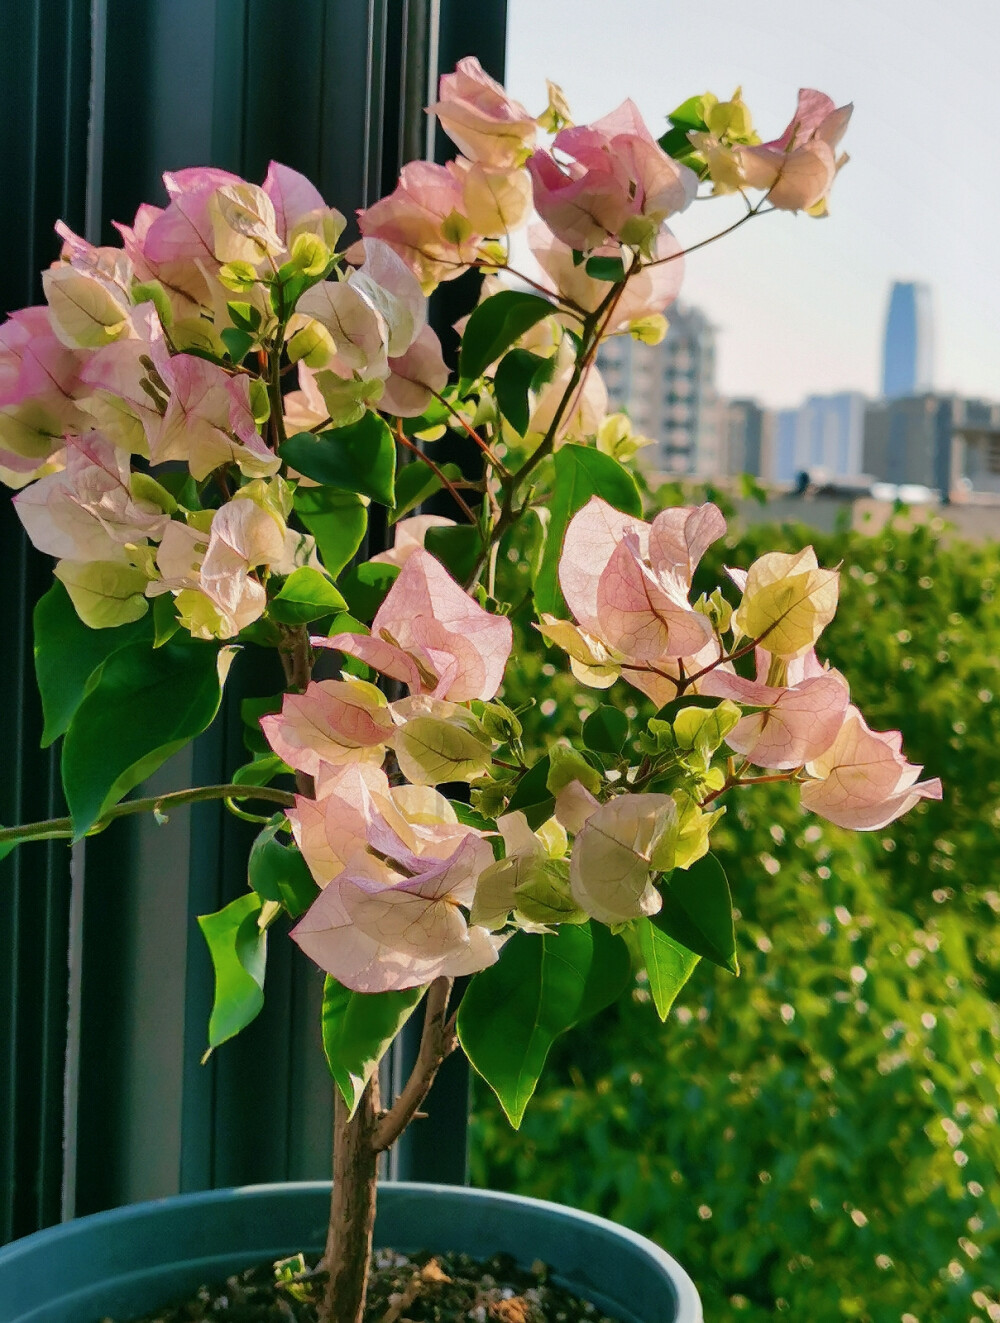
[[108, 1248, 624, 1323]]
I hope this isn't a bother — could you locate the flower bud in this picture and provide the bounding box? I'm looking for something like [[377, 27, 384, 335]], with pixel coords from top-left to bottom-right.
[[537, 80, 573, 134], [287, 321, 335, 368], [289, 231, 331, 277], [546, 744, 601, 798], [315, 370, 385, 427], [628, 314, 668, 345], [218, 261, 260, 292]]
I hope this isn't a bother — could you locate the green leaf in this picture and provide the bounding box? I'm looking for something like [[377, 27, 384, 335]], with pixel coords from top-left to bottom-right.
[[390, 459, 464, 524], [248, 819, 318, 918], [220, 327, 254, 363], [0, 835, 21, 864], [294, 487, 368, 579], [657, 125, 695, 159], [152, 593, 180, 647], [632, 915, 700, 1021], [424, 523, 482, 584], [279, 413, 396, 506], [494, 349, 551, 436], [61, 636, 229, 838], [448, 800, 498, 836], [273, 269, 313, 314], [459, 291, 555, 382], [505, 755, 554, 830], [268, 567, 347, 624], [458, 923, 630, 1127], [672, 700, 741, 758], [533, 445, 642, 616], [578, 922, 632, 1021], [584, 256, 627, 283], [400, 397, 451, 437], [197, 892, 267, 1056], [655, 852, 738, 975], [231, 752, 290, 788], [321, 977, 425, 1117], [156, 471, 201, 509], [652, 694, 724, 725], [338, 562, 400, 624], [241, 695, 283, 754], [226, 300, 261, 332], [667, 94, 709, 131], [582, 704, 629, 756], [33, 580, 153, 747]]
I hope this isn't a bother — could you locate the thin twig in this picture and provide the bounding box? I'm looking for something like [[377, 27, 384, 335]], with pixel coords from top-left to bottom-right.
[[428, 388, 509, 477], [647, 201, 773, 267], [393, 427, 479, 525], [700, 769, 798, 808], [0, 783, 297, 850], [467, 257, 586, 316]]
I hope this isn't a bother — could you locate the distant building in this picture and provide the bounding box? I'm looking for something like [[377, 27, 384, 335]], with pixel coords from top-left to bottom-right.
[[958, 404, 1000, 498], [598, 304, 721, 475], [772, 392, 868, 484], [862, 394, 1000, 498], [722, 398, 775, 477], [882, 281, 933, 399]]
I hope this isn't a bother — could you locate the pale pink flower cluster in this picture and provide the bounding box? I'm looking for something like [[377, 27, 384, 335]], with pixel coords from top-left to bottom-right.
[[358, 58, 538, 289], [260, 551, 514, 991], [256, 512, 939, 993], [541, 496, 941, 832], [0, 161, 445, 633], [527, 100, 697, 252], [693, 89, 853, 215], [286, 764, 503, 993]]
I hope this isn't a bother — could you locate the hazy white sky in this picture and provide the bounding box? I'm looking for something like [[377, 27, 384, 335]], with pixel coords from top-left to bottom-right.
[[506, 0, 1000, 407]]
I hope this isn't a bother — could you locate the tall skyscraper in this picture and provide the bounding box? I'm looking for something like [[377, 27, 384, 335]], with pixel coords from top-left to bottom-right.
[[882, 281, 933, 399], [597, 305, 720, 475]]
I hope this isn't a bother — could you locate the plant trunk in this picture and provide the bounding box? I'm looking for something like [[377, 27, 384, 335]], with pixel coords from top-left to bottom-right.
[[321, 1076, 380, 1323]]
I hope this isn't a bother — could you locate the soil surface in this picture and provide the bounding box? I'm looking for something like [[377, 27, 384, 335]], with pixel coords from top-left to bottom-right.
[[107, 1248, 624, 1322]]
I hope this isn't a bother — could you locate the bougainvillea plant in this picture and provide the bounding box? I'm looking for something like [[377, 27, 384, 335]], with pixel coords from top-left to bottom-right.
[[0, 60, 938, 1323]]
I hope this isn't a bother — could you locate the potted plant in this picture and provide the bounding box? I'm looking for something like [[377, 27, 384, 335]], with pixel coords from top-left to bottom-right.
[[0, 58, 940, 1323]]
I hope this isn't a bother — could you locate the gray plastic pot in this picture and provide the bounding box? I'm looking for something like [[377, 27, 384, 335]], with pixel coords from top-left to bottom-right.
[[0, 1181, 702, 1323]]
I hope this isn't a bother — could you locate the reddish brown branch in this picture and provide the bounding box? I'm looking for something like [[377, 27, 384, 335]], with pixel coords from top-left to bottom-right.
[[429, 388, 509, 477], [373, 976, 457, 1153], [393, 427, 479, 525]]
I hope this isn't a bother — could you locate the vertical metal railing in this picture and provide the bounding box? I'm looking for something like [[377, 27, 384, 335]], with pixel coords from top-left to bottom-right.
[[0, 0, 507, 1243], [0, 0, 93, 1246]]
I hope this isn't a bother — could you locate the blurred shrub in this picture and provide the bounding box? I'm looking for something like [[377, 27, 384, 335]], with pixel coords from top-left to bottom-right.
[[472, 510, 1000, 1322]]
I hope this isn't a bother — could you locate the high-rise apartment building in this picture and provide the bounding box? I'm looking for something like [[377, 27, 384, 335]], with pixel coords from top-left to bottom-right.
[[882, 281, 933, 398], [722, 399, 774, 477], [597, 305, 720, 475]]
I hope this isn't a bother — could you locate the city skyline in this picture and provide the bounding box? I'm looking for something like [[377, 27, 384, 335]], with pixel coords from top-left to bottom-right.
[[506, 0, 1000, 409]]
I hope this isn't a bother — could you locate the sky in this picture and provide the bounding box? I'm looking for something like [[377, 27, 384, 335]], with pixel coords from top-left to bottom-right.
[[505, 0, 1000, 408]]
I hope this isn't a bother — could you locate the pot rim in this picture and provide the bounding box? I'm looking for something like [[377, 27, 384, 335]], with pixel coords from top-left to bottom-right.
[[0, 1180, 702, 1323]]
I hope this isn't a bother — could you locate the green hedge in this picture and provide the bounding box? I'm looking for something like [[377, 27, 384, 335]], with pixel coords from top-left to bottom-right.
[[471, 510, 1000, 1323]]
